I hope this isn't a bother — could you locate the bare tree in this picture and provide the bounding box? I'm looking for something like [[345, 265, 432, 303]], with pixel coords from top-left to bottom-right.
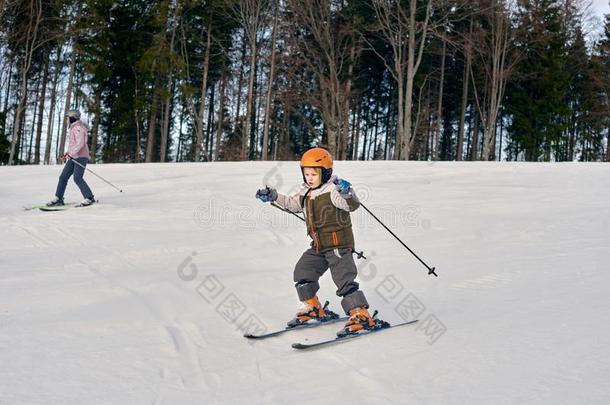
[[57, 45, 77, 163], [160, 0, 182, 162], [456, 14, 473, 161], [261, 0, 279, 160], [194, 22, 211, 161], [89, 87, 101, 163], [179, 8, 212, 162], [469, 0, 520, 161], [0, 0, 7, 22], [132, 67, 143, 163], [232, 0, 269, 160], [145, 78, 159, 162], [44, 48, 62, 164], [285, 0, 358, 157], [369, 0, 434, 160], [8, 0, 43, 165], [33, 56, 49, 164], [233, 37, 246, 137], [215, 70, 228, 160], [433, 37, 447, 160]]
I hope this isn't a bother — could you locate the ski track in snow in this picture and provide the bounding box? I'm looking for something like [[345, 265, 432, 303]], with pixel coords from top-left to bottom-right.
[[1, 161, 609, 404]]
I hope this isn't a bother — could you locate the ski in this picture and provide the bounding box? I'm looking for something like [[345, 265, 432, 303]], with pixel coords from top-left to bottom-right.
[[39, 206, 71, 212], [24, 203, 75, 211], [23, 204, 49, 211], [244, 315, 348, 339], [73, 201, 98, 208], [291, 319, 419, 350], [38, 200, 99, 211]]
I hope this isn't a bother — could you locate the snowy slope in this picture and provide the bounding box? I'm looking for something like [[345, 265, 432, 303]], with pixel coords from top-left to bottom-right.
[[1, 161, 609, 405]]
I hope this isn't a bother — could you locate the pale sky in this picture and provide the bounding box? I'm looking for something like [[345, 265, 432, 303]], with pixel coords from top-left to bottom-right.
[[592, 0, 610, 16], [587, 0, 609, 44]]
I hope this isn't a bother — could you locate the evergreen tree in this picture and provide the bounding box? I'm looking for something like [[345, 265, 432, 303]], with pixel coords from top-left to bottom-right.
[[593, 12, 610, 161], [506, 0, 570, 161]]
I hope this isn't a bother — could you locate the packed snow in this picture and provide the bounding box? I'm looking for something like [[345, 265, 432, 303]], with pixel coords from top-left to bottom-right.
[[1, 161, 609, 404]]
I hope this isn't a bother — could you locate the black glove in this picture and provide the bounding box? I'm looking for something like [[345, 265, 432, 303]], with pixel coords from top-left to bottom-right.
[[255, 186, 278, 203]]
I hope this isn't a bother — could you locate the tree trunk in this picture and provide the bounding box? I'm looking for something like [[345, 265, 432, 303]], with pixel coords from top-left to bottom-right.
[[248, 56, 259, 159], [145, 82, 159, 163], [480, 3, 512, 161], [1, 58, 14, 156], [234, 38, 247, 136], [384, 84, 393, 159], [400, 0, 431, 160], [9, 0, 42, 165], [54, 104, 61, 159], [279, 100, 291, 160], [434, 38, 446, 161], [16, 100, 27, 162], [395, 68, 405, 160], [34, 57, 49, 164], [372, 99, 380, 159], [194, 27, 211, 161], [361, 111, 368, 160], [457, 44, 471, 161], [90, 89, 101, 163], [371, 0, 430, 160], [353, 104, 362, 160], [341, 44, 357, 160], [58, 49, 77, 163], [607, 127, 610, 162], [471, 113, 479, 161], [215, 72, 227, 161], [498, 111, 504, 162], [160, 2, 180, 163], [9, 66, 29, 165], [27, 77, 42, 163], [243, 36, 257, 160], [262, 1, 278, 161], [176, 102, 185, 162], [44, 49, 62, 164], [159, 78, 174, 162], [205, 83, 216, 159]]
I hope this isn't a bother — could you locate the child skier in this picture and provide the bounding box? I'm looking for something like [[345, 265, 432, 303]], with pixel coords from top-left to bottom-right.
[[47, 110, 95, 207], [256, 147, 382, 337]]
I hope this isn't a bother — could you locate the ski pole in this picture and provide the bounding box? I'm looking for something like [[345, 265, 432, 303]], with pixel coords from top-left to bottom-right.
[[271, 201, 305, 222], [359, 201, 437, 277], [67, 157, 123, 193], [269, 201, 367, 260]]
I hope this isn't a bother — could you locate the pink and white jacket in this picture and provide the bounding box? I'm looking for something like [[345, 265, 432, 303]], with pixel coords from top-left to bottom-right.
[[67, 120, 90, 159]]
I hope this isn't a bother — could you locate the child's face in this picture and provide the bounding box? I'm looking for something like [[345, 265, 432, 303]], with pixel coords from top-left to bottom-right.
[[303, 167, 321, 187]]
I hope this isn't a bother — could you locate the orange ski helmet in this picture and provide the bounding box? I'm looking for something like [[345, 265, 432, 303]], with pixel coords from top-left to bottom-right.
[[300, 147, 333, 183]]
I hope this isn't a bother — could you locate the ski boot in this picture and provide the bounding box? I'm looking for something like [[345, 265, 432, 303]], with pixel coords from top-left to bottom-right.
[[46, 196, 64, 207], [337, 308, 390, 338], [79, 198, 96, 207], [287, 296, 339, 328]]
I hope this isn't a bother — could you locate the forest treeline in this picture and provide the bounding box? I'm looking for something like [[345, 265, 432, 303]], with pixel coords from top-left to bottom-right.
[[1, 0, 609, 164]]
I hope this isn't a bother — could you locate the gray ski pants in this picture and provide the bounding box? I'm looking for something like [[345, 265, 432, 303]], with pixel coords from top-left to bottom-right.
[[293, 247, 369, 314]]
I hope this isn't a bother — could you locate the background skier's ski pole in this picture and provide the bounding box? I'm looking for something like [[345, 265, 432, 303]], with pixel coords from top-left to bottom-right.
[[69, 157, 123, 193], [270, 201, 367, 260], [359, 201, 437, 277]]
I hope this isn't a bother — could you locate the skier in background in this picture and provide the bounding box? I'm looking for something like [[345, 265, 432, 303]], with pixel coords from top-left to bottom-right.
[[256, 147, 383, 337], [47, 110, 95, 207]]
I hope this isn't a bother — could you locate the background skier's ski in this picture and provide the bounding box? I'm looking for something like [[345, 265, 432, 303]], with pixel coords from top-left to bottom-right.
[[24, 203, 75, 211], [37, 200, 99, 211]]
